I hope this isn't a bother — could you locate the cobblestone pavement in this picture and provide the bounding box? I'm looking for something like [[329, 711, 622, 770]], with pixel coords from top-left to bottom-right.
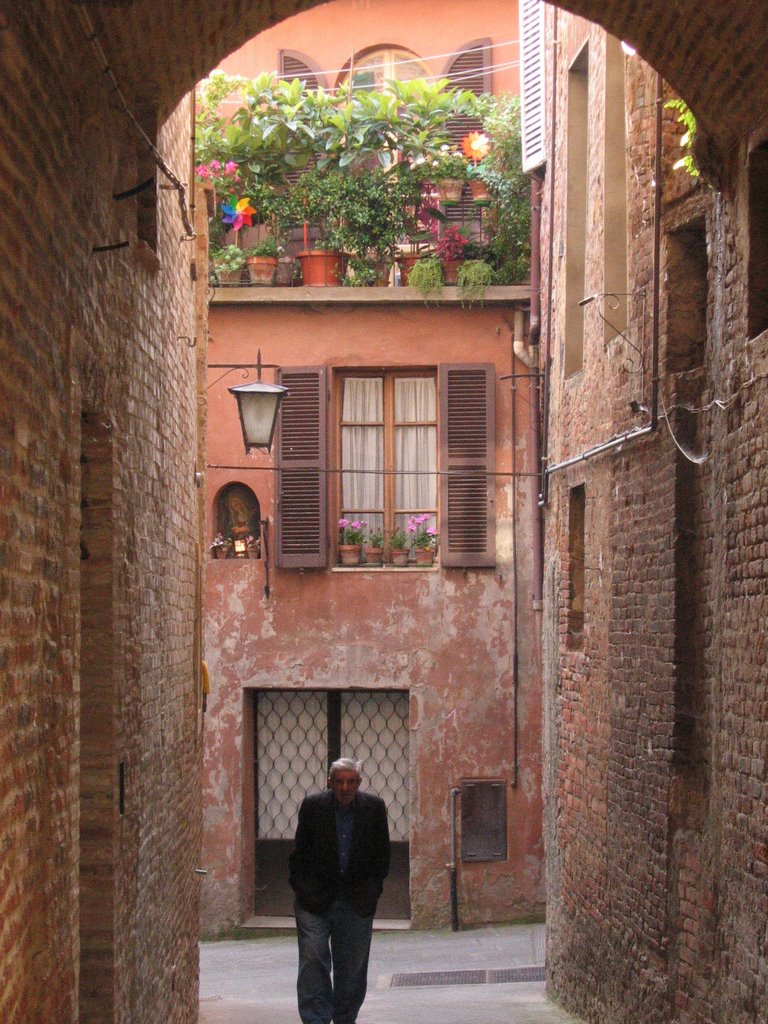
[[199, 923, 586, 1024]]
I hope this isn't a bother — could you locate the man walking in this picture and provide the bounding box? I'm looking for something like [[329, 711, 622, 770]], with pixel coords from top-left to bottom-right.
[[289, 757, 391, 1024]]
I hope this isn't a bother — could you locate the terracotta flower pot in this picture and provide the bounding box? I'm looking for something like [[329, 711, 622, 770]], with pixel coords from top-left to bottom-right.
[[216, 268, 244, 286], [338, 544, 362, 566], [390, 548, 410, 567], [246, 255, 277, 285], [364, 547, 384, 565], [298, 250, 344, 287], [398, 252, 425, 286], [275, 256, 298, 286], [414, 547, 435, 566], [434, 179, 465, 204], [469, 180, 492, 203], [441, 259, 463, 286]]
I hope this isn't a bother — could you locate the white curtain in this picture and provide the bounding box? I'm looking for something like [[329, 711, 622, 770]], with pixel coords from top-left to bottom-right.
[[342, 379, 383, 516], [395, 378, 436, 513], [341, 377, 436, 531]]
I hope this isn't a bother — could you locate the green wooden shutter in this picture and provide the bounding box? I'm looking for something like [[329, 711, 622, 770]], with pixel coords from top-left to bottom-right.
[[276, 367, 328, 568], [439, 364, 496, 567]]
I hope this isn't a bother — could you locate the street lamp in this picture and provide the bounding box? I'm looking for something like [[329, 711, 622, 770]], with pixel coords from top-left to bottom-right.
[[210, 349, 287, 454], [229, 378, 287, 454]]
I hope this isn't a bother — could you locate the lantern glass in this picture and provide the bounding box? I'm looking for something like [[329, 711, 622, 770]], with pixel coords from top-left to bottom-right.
[[233, 537, 248, 558], [229, 381, 287, 452]]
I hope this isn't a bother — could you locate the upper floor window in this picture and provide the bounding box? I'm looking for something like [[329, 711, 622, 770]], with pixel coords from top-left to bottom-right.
[[274, 364, 496, 569], [340, 372, 437, 542], [341, 47, 430, 92]]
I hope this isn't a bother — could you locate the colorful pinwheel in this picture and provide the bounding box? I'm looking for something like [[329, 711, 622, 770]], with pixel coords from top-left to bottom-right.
[[221, 197, 256, 232], [461, 131, 491, 163]]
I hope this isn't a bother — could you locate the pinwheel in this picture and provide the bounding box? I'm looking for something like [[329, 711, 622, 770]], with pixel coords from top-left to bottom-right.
[[221, 197, 256, 232], [461, 131, 491, 163]]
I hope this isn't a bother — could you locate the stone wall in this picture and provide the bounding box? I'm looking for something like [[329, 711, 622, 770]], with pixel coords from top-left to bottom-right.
[[541, 11, 768, 1024]]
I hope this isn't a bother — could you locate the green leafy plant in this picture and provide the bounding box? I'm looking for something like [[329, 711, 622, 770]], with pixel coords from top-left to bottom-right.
[[406, 256, 443, 296], [333, 167, 422, 262], [389, 526, 408, 549], [211, 244, 247, 274], [474, 94, 531, 284], [420, 144, 469, 181], [338, 518, 366, 545], [247, 236, 279, 258], [366, 528, 384, 549], [665, 98, 700, 179], [457, 259, 494, 302]]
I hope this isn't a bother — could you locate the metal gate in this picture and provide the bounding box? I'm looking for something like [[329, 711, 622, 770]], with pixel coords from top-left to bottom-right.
[[254, 689, 410, 917]]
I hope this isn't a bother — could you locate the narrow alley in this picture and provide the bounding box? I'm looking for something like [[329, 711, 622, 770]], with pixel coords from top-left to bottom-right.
[[198, 924, 584, 1024]]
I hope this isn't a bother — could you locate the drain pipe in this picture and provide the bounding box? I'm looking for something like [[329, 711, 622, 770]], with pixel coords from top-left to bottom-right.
[[448, 787, 460, 931], [527, 175, 544, 604], [539, 8, 558, 507]]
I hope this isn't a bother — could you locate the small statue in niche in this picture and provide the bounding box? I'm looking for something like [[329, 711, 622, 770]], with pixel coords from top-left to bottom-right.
[[216, 483, 261, 558]]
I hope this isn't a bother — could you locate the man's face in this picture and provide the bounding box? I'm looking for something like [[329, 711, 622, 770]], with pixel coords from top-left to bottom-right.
[[330, 769, 361, 807]]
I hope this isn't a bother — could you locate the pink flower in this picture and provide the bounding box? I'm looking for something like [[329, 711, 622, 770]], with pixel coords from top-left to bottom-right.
[[195, 164, 211, 179], [224, 161, 239, 176], [338, 518, 350, 528], [209, 159, 221, 171]]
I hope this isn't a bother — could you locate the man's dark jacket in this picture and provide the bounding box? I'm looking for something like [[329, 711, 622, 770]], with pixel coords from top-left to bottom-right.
[[289, 789, 390, 917]]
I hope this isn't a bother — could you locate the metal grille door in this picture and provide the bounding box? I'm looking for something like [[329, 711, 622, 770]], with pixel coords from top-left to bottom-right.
[[254, 689, 411, 919], [341, 692, 409, 841], [256, 691, 328, 839], [256, 690, 409, 840]]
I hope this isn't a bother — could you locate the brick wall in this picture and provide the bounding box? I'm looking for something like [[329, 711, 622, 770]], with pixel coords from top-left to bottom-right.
[[0, 0, 766, 1021], [0, 7, 204, 1022], [541, 10, 768, 1024]]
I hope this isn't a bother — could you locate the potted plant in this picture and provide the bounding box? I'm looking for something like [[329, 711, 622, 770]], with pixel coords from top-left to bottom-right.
[[211, 244, 247, 285], [461, 130, 493, 203], [245, 235, 279, 285], [364, 527, 385, 565], [457, 259, 495, 302], [334, 168, 422, 286], [424, 144, 469, 204], [406, 255, 443, 297], [293, 169, 347, 286], [434, 225, 471, 285], [388, 525, 410, 566], [338, 517, 367, 565], [407, 514, 438, 566], [209, 532, 232, 559]]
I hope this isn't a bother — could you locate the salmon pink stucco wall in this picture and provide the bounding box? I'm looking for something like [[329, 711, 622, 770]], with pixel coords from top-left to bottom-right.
[[216, 0, 520, 96], [201, 295, 544, 933]]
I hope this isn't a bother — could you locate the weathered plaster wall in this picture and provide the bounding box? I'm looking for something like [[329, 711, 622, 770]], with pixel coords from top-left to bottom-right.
[[201, 299, 544, 933], [217, 0, 520, 94]]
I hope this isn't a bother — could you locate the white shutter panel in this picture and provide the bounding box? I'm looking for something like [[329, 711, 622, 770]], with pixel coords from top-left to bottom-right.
[[519, 0, 547, 172]]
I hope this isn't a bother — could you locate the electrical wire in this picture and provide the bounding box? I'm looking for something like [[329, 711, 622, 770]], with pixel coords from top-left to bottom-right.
[[659, 391, 708, 464], [216, 56, 521, 94], [662, 370, 767, 416], [659, 371, 767, 464], [247, 39, 522, 82], [75, 6, 195, 241]]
